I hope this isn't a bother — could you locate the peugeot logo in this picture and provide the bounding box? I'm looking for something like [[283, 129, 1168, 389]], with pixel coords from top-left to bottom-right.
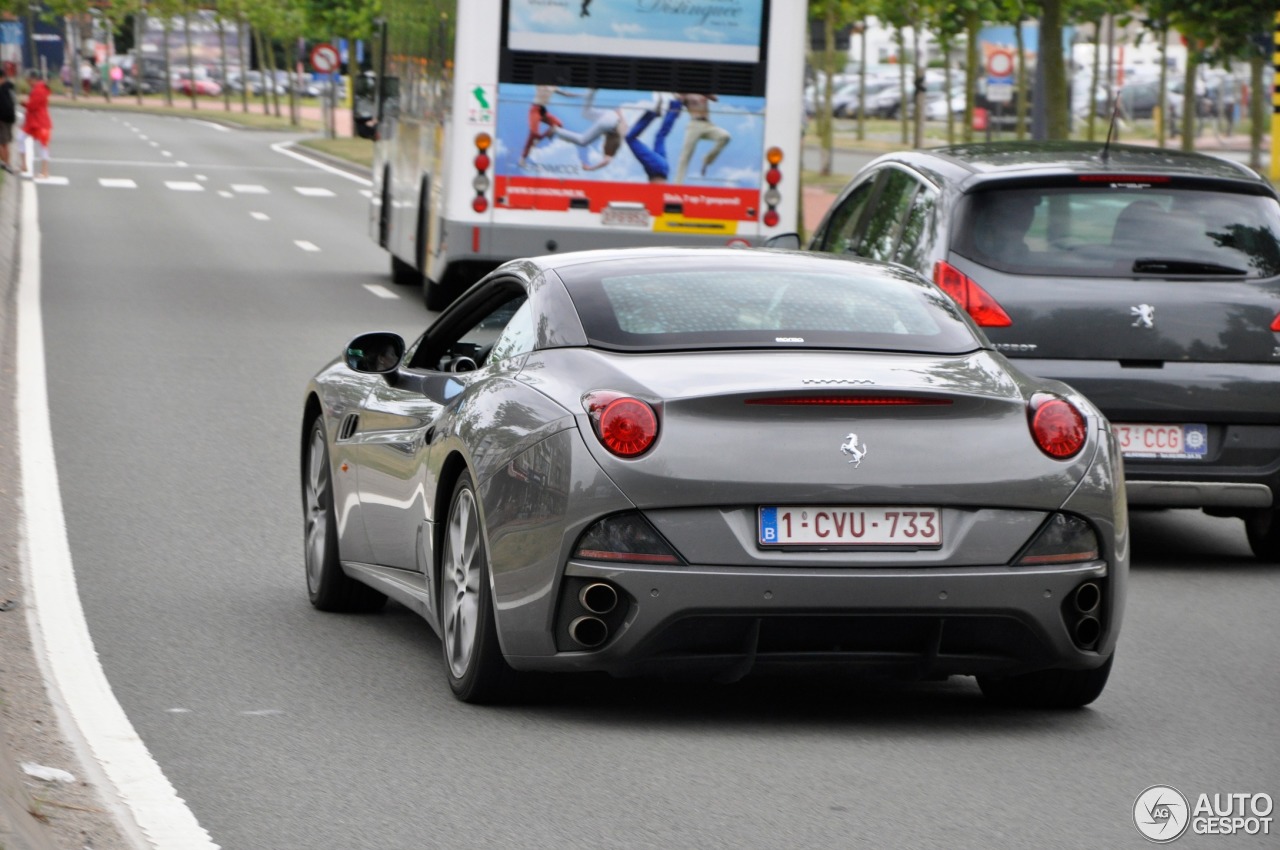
[[1130, 304, 1156, 329]]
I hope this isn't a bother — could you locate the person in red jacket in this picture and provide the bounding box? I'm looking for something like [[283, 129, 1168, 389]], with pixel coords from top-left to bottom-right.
[[20, 72, 52, 179]]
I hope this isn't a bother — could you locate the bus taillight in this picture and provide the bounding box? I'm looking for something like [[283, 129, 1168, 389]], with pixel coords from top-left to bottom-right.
[[763, 147, 783, 228], [473, 133, 491, 214]]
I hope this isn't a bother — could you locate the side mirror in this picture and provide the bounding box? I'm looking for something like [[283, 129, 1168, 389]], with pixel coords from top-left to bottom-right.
[[763, 232, 802, 250], [345, 332, 406, 373]]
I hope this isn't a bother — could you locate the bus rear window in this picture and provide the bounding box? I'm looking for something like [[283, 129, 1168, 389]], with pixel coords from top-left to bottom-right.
[[954, 186, 1280, 279]]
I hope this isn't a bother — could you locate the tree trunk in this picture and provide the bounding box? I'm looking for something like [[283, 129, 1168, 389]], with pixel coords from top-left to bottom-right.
[[1039, 0, 1069, 139], [1181, 48, 1197, 151], [1156, 24, 1168, 148], [217, 13, 231, 112], [896, 27, 907, 144], [162, 20, 173, 107], [857, 20, 866, 141], [964, 9, 980, 143], [942, 34, 954, 144], [1087, 18, 1101, 141], [183, 6, 198, 110], [1250, 53, 1264, 170], [1015, 16, 1027, 140], [239, 17, 250, 113]]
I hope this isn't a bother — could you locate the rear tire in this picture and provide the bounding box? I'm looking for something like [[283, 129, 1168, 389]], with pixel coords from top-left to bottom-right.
[[303, 418, 386, 613], [1245, 508, 1280, 562], [978, 655, 1113, 709], [439, 472, 519, 703]]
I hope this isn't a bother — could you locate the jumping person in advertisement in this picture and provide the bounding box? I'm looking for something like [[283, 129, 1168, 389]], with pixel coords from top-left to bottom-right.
[[519, 85, 581, 168], [625, 94, 682, 183], [674, 93, 731, 184], [580, 0, 592, 16], [552, 89, 627, 171]]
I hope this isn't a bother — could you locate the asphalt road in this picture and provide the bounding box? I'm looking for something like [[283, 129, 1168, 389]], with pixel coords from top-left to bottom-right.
[[18, 108, 1280, 849]]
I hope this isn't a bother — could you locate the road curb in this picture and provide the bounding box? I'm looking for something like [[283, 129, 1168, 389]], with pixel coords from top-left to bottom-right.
[[0, 168, 63, 850]]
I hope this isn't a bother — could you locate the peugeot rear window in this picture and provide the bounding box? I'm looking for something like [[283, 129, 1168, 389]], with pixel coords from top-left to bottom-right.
[[555, 255, 981, 354], [954, 185, 1280, 279]]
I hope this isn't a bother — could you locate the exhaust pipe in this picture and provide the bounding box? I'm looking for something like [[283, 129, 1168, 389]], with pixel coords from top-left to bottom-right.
[[1074, 615, 1102, 648], [579, 582, 619, 615], [568, 616, 609, 649], [1074, 582, 1101, 615]]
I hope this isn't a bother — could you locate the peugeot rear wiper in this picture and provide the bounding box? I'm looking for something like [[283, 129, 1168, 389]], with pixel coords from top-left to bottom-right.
[[1131, 258, 1247, 276]]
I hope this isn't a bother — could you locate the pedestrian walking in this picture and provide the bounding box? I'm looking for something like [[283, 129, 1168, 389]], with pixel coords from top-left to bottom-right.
[[20, 72, 52, 179], [0, 68, 15, 173]]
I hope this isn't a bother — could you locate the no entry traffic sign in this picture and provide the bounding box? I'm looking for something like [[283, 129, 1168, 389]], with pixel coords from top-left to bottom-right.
[[311, 43, 340, 74]]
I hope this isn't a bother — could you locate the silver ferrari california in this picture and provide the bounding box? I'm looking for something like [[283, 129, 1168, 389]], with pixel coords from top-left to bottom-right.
[[301, 248, 1127, 707]]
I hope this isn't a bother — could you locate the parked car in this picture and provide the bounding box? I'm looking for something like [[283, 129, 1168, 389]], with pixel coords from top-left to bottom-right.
[[173, 70, 221, 97], [302, 247, 1126, 706], [783, 142, 1280, 561]]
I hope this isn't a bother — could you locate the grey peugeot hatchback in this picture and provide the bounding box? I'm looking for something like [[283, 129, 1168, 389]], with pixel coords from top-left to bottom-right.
[[796, 141, 1280, 561]]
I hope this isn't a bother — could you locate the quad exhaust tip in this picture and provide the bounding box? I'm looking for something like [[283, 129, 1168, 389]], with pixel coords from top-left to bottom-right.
[[568, 615, 609, 648], [579, 582, 619, 615], [1074, 615, 1102, 649], [1074, 582, 1101, 615]]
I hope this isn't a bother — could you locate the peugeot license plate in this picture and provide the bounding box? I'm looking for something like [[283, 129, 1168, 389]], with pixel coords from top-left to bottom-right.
[[1113, 423, 1207, 460], [759, 506, 942, 547]]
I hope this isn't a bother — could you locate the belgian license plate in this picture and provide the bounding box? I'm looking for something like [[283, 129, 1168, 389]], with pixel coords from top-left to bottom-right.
[[601, 204, 651, 228], [758, 506, 942, 547], [1114, 423, 1208, 460]]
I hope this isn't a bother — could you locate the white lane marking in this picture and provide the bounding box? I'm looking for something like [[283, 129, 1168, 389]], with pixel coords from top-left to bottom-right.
[[363, 284, 401, 299], [294, 240, 320, 252], [165, 181, 204, 192], [187, 119, 230, 132], [360, 189, 372, 198], [161, 150, 173, 157], [231, 184, 269, 194], [33, 176, 69, 185], [149, 141, 159, 147], [17, 182, 220, 850], [250, 211, 270, 220], [175, 162, 189, 167], [139, 134, 148, 140], [217, 190, 233, 198], [271, 141, 373, 186], [294, 187, 335, 197], [195, 175, 208, 181], [98, 178, 137, 189]]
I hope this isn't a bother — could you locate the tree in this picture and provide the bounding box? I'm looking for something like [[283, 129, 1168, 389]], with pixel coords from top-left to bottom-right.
[[806, 0, 860, 176], [1036, 0, 1068, 138]]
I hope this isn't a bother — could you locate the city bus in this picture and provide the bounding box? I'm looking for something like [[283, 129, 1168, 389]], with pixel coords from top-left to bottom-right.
[[362, 0, 807, 309]]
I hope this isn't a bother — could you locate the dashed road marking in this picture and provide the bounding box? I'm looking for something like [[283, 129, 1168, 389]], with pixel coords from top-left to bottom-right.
[[216, 190, 233, 198], [33, 176, 69, 185], [250, 212, 270, 220], [98, 178, 137, 188], [363, 284, 400, 299], [232, 184, 269, 194], [294, 240, 320, 252], [295, 187, 335, 197], [165, 181, 204, 192]]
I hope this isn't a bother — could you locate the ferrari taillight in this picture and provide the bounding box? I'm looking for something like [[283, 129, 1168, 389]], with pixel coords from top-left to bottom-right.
[[1271, 312, 1280, 332], [583, 391, 659, 458], [1028, 393, 1087, 459], [933, 261, 1012, 327]]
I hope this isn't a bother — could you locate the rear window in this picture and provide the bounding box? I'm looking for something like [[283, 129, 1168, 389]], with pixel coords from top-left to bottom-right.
[[556, 255, 981, 354], [954, 185, 1280, 279]]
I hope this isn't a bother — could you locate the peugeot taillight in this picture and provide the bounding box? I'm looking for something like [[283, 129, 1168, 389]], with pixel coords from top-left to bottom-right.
[[583, 391, 659, 458], [1271, 311, 1280, 332], [933, 261, 1012, 327], [1028, 393, 1087, 459]]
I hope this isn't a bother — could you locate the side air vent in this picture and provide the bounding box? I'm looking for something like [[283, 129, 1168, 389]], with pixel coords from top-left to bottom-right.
[[338, 414, 359, 442]]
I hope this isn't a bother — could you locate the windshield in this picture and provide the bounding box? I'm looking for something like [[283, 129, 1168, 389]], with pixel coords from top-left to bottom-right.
[[953, 185, 1280, 279], [557, 255, 982, 354]]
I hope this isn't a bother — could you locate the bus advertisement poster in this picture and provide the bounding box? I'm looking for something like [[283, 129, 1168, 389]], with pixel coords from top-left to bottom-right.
[[506, 0, 764, 64], [494, 85, 765, 230]]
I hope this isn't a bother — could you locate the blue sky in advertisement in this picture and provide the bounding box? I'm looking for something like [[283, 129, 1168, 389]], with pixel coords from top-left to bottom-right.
[[507, 0, 764, 63], [495, 85, 765, 187]]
